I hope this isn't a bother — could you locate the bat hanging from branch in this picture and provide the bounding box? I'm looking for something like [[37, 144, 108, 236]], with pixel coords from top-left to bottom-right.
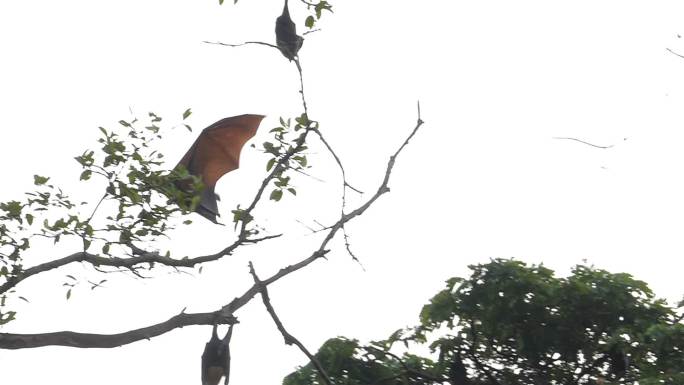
[[201, 324, 234, 385], [175, 114, 265, 224], [275, 0, 304, 61]]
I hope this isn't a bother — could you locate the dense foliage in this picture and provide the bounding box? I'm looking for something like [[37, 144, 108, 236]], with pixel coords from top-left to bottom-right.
[[285, 259, 684, 385]]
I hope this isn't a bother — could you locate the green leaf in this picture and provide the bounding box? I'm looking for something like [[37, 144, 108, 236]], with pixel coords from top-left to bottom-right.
[[219, 0, 223, 3], [66, 288, 72, 300], [294, 155, 308, 167], [315, 1, 333, 17], [83, 239, 91, 251], [295, 113, 309, 126], [287, 188, 297, 196], [25, 213, 34, 225], [275, 176, 290, 188], [80, 170, 92, 181], [148, 111, 162, 122], [119, 120, 131, 127], [1, 200, 23, 218], [33, 175, 49, 185], [182, 108, 192, 120], [102, 243, 110, 254], [0, 311, 16, 325], [266, 158, 276, 171], [145, 124, 160, 133], [305, 15, 315, 28], [270, 189, 283, 202], [183, 219, 192, 225], [263, 141, 281, 156]]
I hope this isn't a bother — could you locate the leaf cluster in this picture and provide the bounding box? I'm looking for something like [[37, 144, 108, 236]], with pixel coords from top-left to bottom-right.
[[284, 259, 684, 385], [264, 114, 312, 202], [0, 110, 202, 323]]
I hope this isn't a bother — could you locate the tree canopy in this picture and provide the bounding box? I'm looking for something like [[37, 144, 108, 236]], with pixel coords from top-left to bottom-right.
[[285, 259, 684, 385]]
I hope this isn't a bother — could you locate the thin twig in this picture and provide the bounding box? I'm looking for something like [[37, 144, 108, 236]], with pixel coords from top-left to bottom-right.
[[314, 128, 363, 195], [666, 47, 684, 59], [203, 40, 279, 50], [291, 167, 326, 183], [295, 219, 317, 233], [249, 262, 333, 385], [302, 28, 321, 36], [298, 0, 318, 6], [552, 136, 615, 149], [294, 58, 308, 115], [342, 225, 364, 269]]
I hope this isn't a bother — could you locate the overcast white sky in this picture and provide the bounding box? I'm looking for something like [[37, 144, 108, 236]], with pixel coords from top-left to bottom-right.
[[2, 1, 684, 384]]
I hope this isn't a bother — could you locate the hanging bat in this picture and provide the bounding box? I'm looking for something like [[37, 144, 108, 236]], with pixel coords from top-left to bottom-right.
[[176, 114, 265, 224], [275, 0, 304, 61], [201, 324, 234, 385]]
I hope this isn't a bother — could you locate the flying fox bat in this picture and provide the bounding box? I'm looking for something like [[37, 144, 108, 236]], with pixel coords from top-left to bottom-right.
[[201, 324, 234, 385], [176, 114, 264, 223], [275, 0, 304, 61]]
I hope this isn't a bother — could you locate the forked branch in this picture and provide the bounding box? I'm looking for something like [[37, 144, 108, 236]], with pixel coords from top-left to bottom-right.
[[250, 262, 333, 385]]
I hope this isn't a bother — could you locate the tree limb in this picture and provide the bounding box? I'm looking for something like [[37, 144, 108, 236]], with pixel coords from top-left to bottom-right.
[[249, 262, 333, 385], [0, 310, 236, 349], [0, 234, 281, 294]]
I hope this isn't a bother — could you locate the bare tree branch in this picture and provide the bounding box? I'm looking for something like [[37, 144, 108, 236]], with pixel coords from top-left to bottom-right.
[[0, 234, 281, 294], [0, 310, 236, 349], [223, 103, 424, 318], [249, 262, 333, 385], [314, 127, 363, 195]]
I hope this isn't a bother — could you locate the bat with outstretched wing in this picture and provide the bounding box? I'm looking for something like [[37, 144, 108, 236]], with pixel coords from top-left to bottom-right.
[[176, 114, 265, 224]]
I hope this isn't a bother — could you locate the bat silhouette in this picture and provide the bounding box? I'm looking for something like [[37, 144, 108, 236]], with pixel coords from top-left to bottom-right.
[[176, 114, 265, 224], [201, 324, 233, 385], [275, 0, 303, 61]]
